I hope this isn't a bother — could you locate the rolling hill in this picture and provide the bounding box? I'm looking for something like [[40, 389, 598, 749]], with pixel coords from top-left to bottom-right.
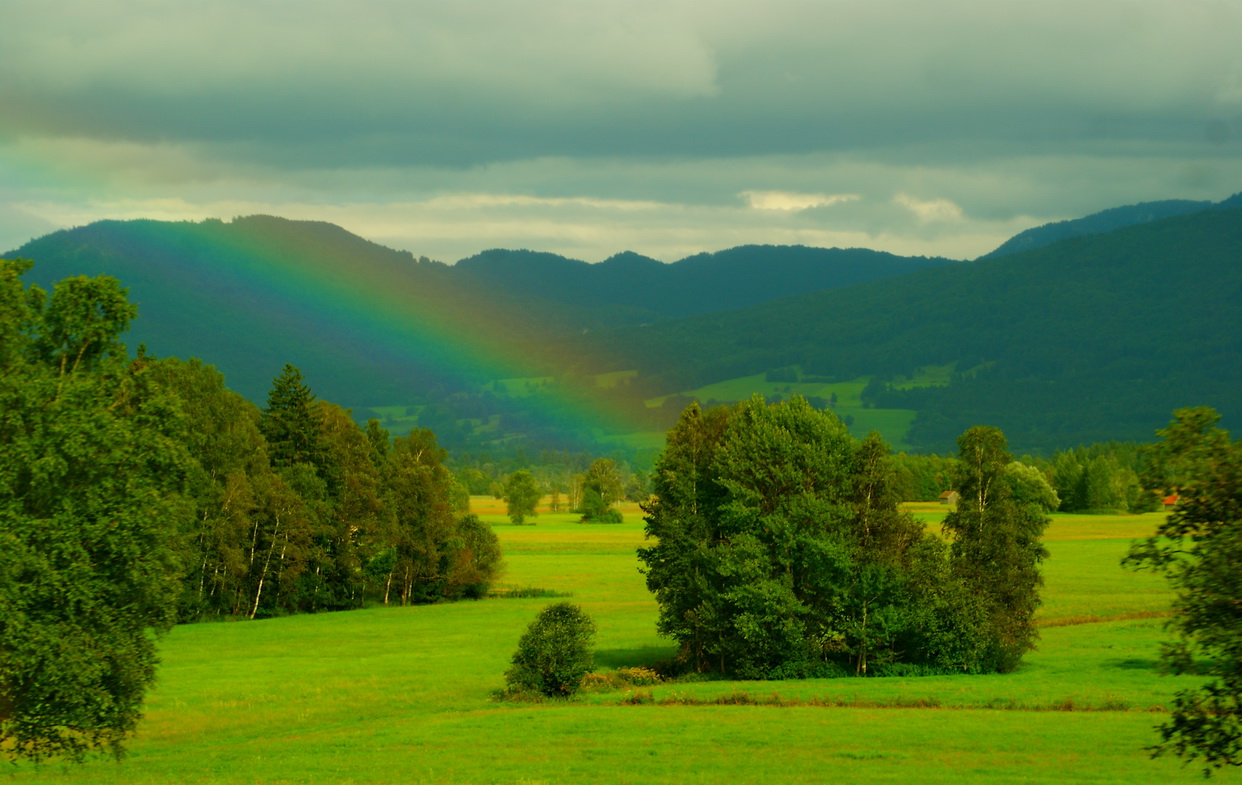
[[980, 191, 1242, 259], [580, 207, 1242, 452]]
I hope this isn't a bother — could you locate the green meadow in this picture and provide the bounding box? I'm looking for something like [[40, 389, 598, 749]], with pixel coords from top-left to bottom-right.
[[11, 505, 1208, 784]]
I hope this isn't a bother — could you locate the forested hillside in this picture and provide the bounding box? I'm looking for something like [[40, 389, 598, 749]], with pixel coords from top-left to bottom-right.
[[8, 217, 950, 407], [981, 191, 1241, 259], [581, 207, 1242, 453], [7, 204, 1239, 457]]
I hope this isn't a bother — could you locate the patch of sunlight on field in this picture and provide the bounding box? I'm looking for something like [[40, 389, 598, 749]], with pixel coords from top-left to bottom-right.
[[886, 362, 957, 390], [601, 430, 670, 451], [842, 407, 916, 447], [593, 370, 638, 389], [488, 376, 554, 397], [646, 373, 873, 408]]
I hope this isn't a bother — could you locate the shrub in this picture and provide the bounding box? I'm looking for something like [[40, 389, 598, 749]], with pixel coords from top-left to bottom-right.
[[504, 602, 597, 698]]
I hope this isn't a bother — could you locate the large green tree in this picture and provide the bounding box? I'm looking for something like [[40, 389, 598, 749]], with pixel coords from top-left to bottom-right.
[[579, 458, 624, 523], [0, 260, 190, 761], [639, 396, 1003, 679], [260, 363, 325, 472], [942, 427, 1051, 673], [502, 470, 542, 525], [1125, 407, 1242, 775]]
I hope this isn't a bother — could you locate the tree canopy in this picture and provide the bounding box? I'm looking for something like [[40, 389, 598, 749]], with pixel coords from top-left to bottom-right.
[[0, 260, 189, 761], [503, 470, 542, 525], [638, 396, 1050, 678], [1125, 407, 1242, 775]]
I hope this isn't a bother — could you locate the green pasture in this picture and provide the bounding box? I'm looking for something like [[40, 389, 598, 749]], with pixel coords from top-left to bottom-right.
[[11, 508, 1208, 784], [642, 373, 917, 448], [645, 372, 871, 408], [487, 376, 554, 398]]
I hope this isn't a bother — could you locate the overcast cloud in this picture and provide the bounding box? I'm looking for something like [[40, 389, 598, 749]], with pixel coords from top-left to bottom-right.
[[2, 0, 1240, 262]]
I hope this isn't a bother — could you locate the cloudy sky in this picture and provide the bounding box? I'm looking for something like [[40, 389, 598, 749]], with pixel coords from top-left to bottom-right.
[[2, 0, 1240, 263]]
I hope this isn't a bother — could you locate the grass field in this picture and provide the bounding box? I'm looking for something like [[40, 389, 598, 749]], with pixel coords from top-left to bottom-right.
[[10, 505, 1209, 784], [643, 373, 918, 449]]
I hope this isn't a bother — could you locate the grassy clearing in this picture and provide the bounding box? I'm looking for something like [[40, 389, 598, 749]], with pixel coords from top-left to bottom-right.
[[645, 373, 870, 408], [9, 507, 1203, 784], [642, 373, 917, 448]]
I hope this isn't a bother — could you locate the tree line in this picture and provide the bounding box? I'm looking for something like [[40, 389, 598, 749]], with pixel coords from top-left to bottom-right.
[[889, 441, 1158, 513], [166, 360, 502, 620], [0, 261, 501, 761]]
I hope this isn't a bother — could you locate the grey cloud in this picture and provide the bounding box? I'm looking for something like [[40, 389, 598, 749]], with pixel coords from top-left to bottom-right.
[[4, 0, 1240, 167]]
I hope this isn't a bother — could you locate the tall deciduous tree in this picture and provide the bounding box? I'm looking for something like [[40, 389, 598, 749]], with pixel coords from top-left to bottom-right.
[[502, 470, 542, 525], [383, 429, 461, 604], [942, 426, 1051, 673], [579, 458, 624, 523], [1, 260, 189, 762], [1125, 407, 1242, 775]]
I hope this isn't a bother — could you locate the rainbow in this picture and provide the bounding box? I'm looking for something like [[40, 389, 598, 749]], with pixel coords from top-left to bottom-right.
[[17, 215, 650, 442]]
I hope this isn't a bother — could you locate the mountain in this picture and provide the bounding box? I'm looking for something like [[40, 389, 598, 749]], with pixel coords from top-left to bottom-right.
[[8, 203, 1239, 456], [7, 216, 561, 406], [456, 245, 955, 320], [5, 216, 954, 455], [980, 193, 1242, 259], [580, 207, 1242, 452]]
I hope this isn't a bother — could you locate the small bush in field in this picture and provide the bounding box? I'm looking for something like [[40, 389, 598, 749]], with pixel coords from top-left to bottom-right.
[[504, 602, 596, 698]]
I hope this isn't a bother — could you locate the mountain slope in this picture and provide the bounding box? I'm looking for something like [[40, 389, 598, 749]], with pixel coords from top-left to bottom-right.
[[7, 217, 957, 408], [981, 192, 1241, 259], [582, 207, 1242, 452], [8, 216, 573, 406]]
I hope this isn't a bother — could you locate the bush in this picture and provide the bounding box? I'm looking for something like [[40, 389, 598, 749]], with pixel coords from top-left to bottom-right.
[[504, 603, 597, 698]]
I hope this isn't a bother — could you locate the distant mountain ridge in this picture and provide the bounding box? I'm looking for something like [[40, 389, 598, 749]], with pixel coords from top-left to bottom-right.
[[981, 192, 1242, 258], [456, 245, 955, 319]]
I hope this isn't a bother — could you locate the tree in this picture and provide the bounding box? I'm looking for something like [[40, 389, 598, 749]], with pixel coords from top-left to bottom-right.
[[382, 429, 460, 604], [639, 396, 1003, 679], [144, 356, 274, 620], [579, 458, 623, 523], [1, 260, 189, 761], [504, 603, 597, 697], [1125, 407, 1242, 775], [260, 364, 324, 472], [443, 514, 505, 599], [942, 427, 1051, 673], [502, 470, 542, 525]]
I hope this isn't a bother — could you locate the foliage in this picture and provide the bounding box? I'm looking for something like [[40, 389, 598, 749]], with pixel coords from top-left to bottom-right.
[[943, 427, 1051, 673], [639, 396, 1047, 679], [1125, 407, 1242, 775], [502, 470, 542, 525], [504, 602, 597, 698], [444, 514, 505, 599], [579, 458, 624, 523], [0, 260, 190, 762]]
